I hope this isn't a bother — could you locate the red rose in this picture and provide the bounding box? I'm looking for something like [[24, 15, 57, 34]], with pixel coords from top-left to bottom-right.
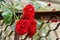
[[23, 4, 35, 19], [51, 19, 58, 23], [28, 18, 36, 38], [47, 3, 51, 7], [16, 19, 31, 35]]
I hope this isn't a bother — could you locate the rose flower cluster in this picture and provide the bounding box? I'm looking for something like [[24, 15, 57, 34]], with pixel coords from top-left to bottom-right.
[[15, 4, 36, 38]]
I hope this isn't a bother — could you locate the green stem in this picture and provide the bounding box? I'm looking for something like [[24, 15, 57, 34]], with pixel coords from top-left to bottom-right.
[[10, 0, 19, 20]]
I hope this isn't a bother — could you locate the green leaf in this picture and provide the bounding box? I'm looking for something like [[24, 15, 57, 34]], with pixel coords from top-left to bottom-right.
[[2, 12, 13, 24], [15, 4, 23, 10], [33, 32, 39, 40], [34, 35, 38, 40], [0, 0, 5, 2], [1, 5, 11, 12]]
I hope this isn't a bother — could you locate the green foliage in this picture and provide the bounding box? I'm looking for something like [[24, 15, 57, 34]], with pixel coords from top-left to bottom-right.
[[0, 0, 5, 2], [2, 12, 12, 24], [15, 4, 23, 10], [1, 4, 13, 24]]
